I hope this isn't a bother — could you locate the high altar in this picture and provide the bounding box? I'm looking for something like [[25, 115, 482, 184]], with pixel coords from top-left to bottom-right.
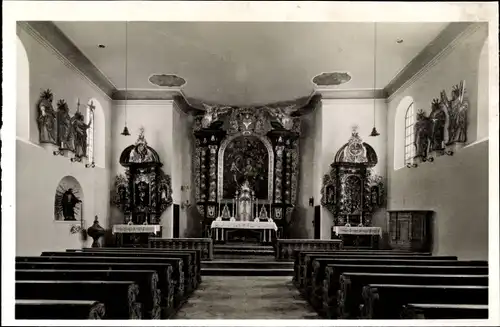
[[177, 94, 321, 241]]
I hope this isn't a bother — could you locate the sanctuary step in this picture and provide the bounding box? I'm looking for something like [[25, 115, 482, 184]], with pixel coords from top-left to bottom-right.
[[213, 244, 275, 260]]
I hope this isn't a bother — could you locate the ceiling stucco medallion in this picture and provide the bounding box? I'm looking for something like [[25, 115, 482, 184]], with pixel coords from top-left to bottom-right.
[[149, 74, 186, 87], [312, 72, 351, 86]]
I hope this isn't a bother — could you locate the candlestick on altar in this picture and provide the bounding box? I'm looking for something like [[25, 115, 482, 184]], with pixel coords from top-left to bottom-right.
[[269, 202, 272, 219], [232, 198, 235, 218], [218, 201, 221, 218], [256, 199, 259, 218]]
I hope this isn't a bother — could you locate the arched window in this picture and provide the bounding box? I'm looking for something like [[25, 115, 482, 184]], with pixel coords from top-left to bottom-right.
[[86, 100, 95, 165], [394, 96, 414, 170], [404, 102, 415, 165], [16, 36, 30, 141]]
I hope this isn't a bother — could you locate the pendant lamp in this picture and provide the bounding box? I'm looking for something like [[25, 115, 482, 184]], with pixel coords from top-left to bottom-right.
[[370, 22, 380, 137], [121, 21, 131, 136]]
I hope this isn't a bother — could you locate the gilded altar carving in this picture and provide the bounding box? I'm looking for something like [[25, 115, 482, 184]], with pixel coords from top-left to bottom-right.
[[113, 128, 172, 225], [218, 133, 274, 201], [323, 128, 384, 226]]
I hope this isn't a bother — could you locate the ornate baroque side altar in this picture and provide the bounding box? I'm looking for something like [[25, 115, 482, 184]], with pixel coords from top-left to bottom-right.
[[179, 94, 321, 240], [111, 129, 173, 247], [321, 128, 385, 248]]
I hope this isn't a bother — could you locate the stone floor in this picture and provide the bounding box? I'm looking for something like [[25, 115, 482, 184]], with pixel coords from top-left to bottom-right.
[[174, 276, 319, 319]]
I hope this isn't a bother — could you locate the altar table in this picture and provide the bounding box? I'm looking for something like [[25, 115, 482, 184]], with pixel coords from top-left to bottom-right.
[[332, 226, 382, 249], [112, 224, 161, 247], [210, 221, 277, 244]]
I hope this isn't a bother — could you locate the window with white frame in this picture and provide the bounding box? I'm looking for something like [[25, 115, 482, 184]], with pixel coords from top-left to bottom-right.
[[86, 101, 95, 163], [404, 102, 415, 165]]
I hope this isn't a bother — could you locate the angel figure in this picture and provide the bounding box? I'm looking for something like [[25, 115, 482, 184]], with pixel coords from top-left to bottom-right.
[[201, 104, 231, 129]]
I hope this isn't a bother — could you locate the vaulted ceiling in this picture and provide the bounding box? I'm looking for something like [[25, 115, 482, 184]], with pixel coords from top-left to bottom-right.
[[51, 21, 451, 105]]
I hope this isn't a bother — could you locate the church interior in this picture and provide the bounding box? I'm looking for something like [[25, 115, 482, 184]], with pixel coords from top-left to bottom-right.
[[12, 16, 495, 321]]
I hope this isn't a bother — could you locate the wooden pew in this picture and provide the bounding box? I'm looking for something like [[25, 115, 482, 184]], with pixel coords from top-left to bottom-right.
[[15, 261, 175, 316], [301, 254, 458, 291], [293, 250, 433, 285], [16, 269, 162, 319], [44, 250, 196, 295], [76, 247, 202, 285], [360, 284, 488, 319], [16, 299, 106, 320], [322, 264, 489, 319], [400, 303, 489, 319], [338, 273, 488, 319], [275, 239, 343, 261], [149, 238, 213, 261], [16, 255, 185, 307], [16, 280, 140, 319], [304, 257, 483, 308]]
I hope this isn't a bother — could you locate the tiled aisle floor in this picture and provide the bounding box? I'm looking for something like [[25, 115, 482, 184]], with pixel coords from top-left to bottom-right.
[[174, 276, 319, 319]]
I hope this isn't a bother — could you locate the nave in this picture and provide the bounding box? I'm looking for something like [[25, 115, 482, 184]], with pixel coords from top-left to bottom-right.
[[14, 240, 489, 320]]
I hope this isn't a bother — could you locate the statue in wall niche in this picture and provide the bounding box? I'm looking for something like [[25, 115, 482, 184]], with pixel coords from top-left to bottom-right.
[[429, 98, 446, 152], [56, 99, 74, 151], [71, 111, 92, 158], [37, 89, 57, 144], [61, 188, 82, 221], [414, 109, 432, 159]]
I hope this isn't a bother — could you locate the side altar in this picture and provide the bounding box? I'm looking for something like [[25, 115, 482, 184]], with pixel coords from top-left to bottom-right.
[[111, 129, 173, 247], [321, 128, 385, 249]]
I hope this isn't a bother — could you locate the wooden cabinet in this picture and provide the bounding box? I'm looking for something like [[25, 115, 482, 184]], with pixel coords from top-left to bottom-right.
[[387, 211, 433, 252]]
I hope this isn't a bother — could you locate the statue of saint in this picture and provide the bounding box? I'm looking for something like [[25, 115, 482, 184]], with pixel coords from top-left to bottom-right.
[[414, 110, 431, 159], [61, 188, 81, 221], [71, 111, 92, 158], [429, 98, 446, 152], [449, 82, 468, 144], [56, 99, 74, 151], [37, 89, 57, 144]]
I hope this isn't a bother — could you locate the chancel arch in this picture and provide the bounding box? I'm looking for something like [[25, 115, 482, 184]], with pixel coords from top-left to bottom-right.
[[394, 95, 414, 170], [16, 36, 30, 141]]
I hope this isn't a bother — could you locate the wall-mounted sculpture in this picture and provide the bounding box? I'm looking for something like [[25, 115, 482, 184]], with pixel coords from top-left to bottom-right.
[[183, 94, 321, 238], [321, 127, 384, 227], [112, 128, 173, 225], [54, 176, 84, 222], [37, 89, 95, 163], [412, 80, 469, 163]]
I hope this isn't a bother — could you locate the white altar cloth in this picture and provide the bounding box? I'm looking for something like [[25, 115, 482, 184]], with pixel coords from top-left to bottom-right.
[[211, 221, 278, 231], [332, 226, 382, 237], [112, 224, 161, 235]]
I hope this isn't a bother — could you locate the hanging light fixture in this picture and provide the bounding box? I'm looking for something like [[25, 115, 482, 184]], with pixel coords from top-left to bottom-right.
[[121, 21, 131, 136], [370, 22, 380, 137]]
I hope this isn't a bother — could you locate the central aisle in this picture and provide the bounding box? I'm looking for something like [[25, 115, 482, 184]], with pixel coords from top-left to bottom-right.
[[174, 276, 319, 319]]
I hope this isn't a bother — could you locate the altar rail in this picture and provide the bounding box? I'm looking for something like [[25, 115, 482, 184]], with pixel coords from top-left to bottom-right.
[[276, 239, 343, 261], [149, 238, 214, 261]]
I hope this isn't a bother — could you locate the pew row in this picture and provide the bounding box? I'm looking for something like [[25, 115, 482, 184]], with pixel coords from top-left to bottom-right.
[[15, 261, 176, 317], [16, 300, 105, 320], [149, 238, 213, 260], [322, 264, 489, 319], [400, 303, 489, 319], [360, 284, 488, 319], [16, 269, 162, 319], [16, 280, 140, 319], [337, 273, 488, 319]]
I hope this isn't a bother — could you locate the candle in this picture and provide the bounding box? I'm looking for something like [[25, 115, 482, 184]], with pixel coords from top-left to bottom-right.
[[232, 199, 235, 217], [256, 199, 259, 218], [218, 201, 221, 217], [269, 201, 272, 219]]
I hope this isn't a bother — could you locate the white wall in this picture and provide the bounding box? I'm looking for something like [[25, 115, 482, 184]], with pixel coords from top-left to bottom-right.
[[319, 98, 388, 239], [16, 25, 112, 256], [387, 23, 489, 260]]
